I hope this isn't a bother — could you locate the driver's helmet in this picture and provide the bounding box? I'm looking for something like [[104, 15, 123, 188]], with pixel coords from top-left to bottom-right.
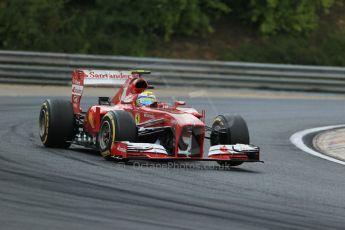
[[136, 91, 157, 106]]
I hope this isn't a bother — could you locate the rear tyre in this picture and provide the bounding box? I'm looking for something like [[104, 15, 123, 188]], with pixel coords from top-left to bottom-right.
[[210, 114, 249, 167], [39, 99, 75, 148], [98, 110, 137, 160]]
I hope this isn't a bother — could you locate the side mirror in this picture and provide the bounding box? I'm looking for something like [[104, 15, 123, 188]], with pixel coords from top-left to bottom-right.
[[174, 101, 186, 107], [98, 97, 111, 105]]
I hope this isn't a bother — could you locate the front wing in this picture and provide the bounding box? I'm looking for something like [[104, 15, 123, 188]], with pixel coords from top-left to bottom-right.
[[110, 142, 262, 163]]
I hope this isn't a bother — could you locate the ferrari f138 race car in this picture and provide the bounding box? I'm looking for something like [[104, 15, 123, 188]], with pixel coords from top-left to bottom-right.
[[39, 70, 261, 167]]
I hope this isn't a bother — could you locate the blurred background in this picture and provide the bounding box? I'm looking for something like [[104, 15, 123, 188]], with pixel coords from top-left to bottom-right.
[[1, 0, 344, 66]]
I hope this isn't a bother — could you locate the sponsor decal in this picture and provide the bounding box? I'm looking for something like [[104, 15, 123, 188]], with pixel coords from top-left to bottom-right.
[[115, 143, 128, 156], [76, 70, 131, 86], [72, 84, 83, 96], [117, 146, 127, 153], [233, 144, 256, 152], [144, 113, 155, 119], [86, 71, 131, 79]]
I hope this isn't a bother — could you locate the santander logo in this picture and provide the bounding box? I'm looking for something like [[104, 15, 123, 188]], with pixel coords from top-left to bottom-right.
[[87, 71, 131, 79], [117, 146, 127, 152]]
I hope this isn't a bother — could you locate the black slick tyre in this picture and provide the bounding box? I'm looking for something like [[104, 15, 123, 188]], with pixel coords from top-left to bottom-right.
[[39, 99, 75, 148], [210, 114, 250, 167], [98, 110, 137, 160]]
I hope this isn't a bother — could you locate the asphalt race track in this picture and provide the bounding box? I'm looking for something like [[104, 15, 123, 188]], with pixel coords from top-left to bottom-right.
[[1, 96, 345, 230]]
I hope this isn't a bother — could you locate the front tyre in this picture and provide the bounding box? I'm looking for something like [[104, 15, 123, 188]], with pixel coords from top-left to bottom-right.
[[98, 110, 137, 160], [210, 114, 249, 145], [39, 99, 75, 148], [211, 114, 250, 167]]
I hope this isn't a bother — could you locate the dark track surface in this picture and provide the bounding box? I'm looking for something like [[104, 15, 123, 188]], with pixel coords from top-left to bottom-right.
[[1, 96, 345, 230]]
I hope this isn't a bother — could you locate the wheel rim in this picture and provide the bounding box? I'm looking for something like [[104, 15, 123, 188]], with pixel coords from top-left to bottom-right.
[[99, 121, 112, 150], [39, 110, 47, 137]]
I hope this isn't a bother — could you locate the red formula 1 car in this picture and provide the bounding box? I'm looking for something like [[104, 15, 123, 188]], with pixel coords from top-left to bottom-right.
[[39, 70, 261, 166]]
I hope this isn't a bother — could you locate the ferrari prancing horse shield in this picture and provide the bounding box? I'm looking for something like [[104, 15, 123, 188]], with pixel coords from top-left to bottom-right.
[[135, 113, 140, 124]]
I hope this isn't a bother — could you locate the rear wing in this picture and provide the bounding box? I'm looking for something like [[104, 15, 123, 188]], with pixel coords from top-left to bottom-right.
[[71, 69, 132, 113]]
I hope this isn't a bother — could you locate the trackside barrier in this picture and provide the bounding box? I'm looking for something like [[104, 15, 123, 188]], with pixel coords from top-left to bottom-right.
[[0, 50, 345, 93]]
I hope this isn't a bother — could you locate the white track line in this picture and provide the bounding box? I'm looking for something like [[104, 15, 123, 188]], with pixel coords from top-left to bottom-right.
[[290, 125, 345, 166]]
